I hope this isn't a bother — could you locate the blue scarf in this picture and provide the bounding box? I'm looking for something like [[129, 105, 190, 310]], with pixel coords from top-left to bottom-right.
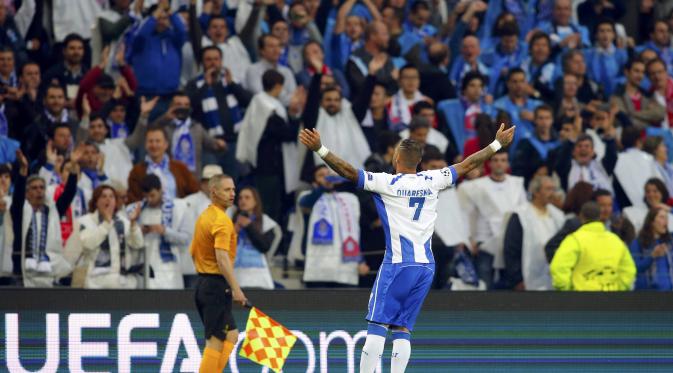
[[106, 119, 129, 139], [196, 74, 242, 137], [145, 154, 177, 201], [94, 213, 126, 269], [26, 206, 49, 262], [0, 104, 7, 137]]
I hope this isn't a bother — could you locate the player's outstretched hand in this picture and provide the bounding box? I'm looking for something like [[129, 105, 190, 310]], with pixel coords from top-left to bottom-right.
[[495, 123, 516, 147], [299, 128, 323, 152]]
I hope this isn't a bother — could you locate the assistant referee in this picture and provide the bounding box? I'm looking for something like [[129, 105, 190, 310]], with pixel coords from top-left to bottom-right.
[[191, 174, 248, 373]]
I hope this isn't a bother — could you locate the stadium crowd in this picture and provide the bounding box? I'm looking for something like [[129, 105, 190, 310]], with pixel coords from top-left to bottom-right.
[[0, 0, 672, 291]]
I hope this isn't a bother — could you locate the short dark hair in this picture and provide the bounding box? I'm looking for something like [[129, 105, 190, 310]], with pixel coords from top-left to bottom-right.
[[200, 45, 222, 59], [0, 163, 11, 177], [561, 50, 583, 73], [496, 21, 519, 38], [207, 15, 227, 29], [591, 188, 612, 201], [320, 84, 341, 99], [0, 46, 14, 55], [411, 101, 433, 115], [576, 134, 594, 147], [397, 139, 423, 168], [257, 34, 278, 51], [63, 33, 85, 48], [45, 83, 65, 96], [312, 164, 328, 182], [421, 146, 444, 164], [410, 0, 430, 13], [409, 116, 431, 132], [621, 126, 642, 149], [506, 67, 525, 81], [48, 123, 72, 139], [646, 57, 666, 73], [580, 201, 602, 223], [376, 131, 401, 155], [624, 57, 645, 71], [399, 64, 418, 77], [302, 40, 323, 60], [146, 124, 169, 142], [20, 61, 39, 75], [534, 104, 553, 117], [643, 136, 664, 156], [461, 71, 486, 92], [262, 69, 284, 92], [141, 173, 163, 193], [528, 31, 551, 53]]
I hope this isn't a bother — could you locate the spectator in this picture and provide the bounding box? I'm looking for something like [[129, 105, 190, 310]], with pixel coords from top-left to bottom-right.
[[42, 33, 88, 103], [482, 20, 527, 97], [614, 126, 662, 208], [129, 5, 186, 97], [330, 0, 374, 71], [449, 35, 490, 91], [236, 70, 304, 221], [512, 105, 561, 186], [188, 2, 255, 83], [387, 65, 430, 131], [127, 125, 199, 203], [404, 101, 450, 155], [629, 208, 673, 291], [364, 131, 399, 174], [137, 174, 190, 289], [75, 45, 138, 119], [10, 150, 75, 287], [553, 133, 617, 192], [345, 20, 397, 95], [152, 91, 226, 179], [232, 186, 283, 289], [494, 68, 543, 149], [301, 64, 371, 178], [577, 0, 626, 36], [554, 50, 604, 104], [584, 104, 616, 161], [544, 181, 595, 262], [351, 56, 391, 150], [623, 178, 673, 234], [644, 136, 673, 196], [396, 0, 436, 61], [419, 41, 457, 104], [184, 46, 252, 178], [285, 2, 323, 74], [637, 20, 673, 75], [421, 147, 469, 289], [0, 46, 16, 88], [297, 41, 350, 98], [78, 185, 143, 289], [300, 170, 362, 287], [537, 0, 591, 53], [647, 58, 673, 128], [521, 31, 556, 104], [585, 19, 628, 97], [243, 34, 297, 106], [23, 84, 78, 163], [438, 72, 494, 156], [33, 125, 73, 185], [3, 61, 42, 137], [503, 175, 565, 290], [458, 150, 527, 288], [461, 114, 498, 178], [399, 115, 449, 156], [270, 19, 291, 68], [593, 188, 636, 245], [612, 58, 666, 129], [553, 73, 585, 125], [0, 1, 28, 64], [550, 201, 636, 291]]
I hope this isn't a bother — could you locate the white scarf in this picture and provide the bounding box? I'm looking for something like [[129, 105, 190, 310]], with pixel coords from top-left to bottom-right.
[[568, 159, 613, 194], [303, 192, 360, 285], [614, 148, 661, 207], [235, 91, 302, 192], [388, 90, 424, 130], [435, 188, 469, 247], [313, 99, 371, 169], [518, 203, 565, 290]]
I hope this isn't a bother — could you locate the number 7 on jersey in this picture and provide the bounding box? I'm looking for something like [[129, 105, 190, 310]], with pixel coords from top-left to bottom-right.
[[409, 197, 425, 221]]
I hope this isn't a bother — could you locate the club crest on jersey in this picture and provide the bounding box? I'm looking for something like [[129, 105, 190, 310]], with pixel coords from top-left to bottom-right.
[[441, 168, 451, 177]]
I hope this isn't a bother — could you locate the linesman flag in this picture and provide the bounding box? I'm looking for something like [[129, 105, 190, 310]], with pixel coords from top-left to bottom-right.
[[239, 307, 297, 372]]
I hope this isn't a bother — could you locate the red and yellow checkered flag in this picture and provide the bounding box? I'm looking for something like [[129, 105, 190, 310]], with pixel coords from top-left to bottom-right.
[[239, 307, 297, 372]]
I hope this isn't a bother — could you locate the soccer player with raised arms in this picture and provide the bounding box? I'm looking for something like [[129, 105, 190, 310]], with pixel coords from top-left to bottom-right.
[[299, 123, 515, 373]]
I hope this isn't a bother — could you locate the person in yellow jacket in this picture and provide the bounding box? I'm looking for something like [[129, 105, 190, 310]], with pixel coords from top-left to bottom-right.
[[550, 202, 636, 291]]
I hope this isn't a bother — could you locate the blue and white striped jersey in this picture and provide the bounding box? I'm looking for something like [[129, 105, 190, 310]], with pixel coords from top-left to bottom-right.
[[357, 166, 458, 264]]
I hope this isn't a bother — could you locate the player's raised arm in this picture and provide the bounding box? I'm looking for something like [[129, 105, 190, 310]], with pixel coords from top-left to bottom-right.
[[452, 123, 516, 178], [299, 128, 359, 183]]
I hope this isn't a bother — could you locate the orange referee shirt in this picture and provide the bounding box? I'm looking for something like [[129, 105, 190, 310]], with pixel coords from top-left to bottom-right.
[[190, 204, 238, 274]]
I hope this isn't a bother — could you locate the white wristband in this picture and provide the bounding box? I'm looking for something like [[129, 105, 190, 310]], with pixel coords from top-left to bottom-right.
[[489, 140, 502, 152], [316, 145, 330, 159]]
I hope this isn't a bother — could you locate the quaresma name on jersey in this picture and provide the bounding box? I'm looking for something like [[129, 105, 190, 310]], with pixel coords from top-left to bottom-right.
[[356, 166, 458, 264]]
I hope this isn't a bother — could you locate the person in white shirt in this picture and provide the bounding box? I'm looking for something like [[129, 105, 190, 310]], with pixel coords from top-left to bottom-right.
[[243, 34, 297, 106], [137, 174, 191, 289], [458, 150, 527, 289], [614, 127, 662, 208], [79, 185, 144, 289], [503, 175, 565, 290]]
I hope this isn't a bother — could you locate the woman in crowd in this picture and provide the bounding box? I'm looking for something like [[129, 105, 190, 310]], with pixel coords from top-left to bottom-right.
[[643, 136, 673, 197], [629, 208, 673, 290], [232, 186, 282, 289], [624, 178, 673, 233], [78, 185, 143, 289]]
